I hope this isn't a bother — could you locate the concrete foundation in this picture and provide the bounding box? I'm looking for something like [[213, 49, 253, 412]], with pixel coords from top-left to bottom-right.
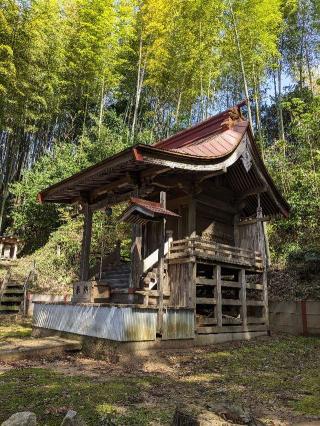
[[32, 325, 268, 358], [0, 336, 81, 362]]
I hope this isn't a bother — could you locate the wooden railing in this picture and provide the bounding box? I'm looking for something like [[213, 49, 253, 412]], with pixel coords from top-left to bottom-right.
[[168, 237, 263, 270]]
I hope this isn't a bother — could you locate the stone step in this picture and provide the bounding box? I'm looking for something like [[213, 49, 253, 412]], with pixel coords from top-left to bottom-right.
[[105, 276, 129, 282], [2, 289, 24, 295], [0, 296, 23, 302], [104, 268, 130, 274], [6, 281, 24, 287], [0, 337, 82, 362], [105, 280, 129, 288], [110, 293, 142, 304], [102, 274, 130, 281], [0, 305, 20, 311]]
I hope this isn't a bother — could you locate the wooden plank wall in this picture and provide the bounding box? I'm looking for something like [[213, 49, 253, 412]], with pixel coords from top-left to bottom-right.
[[167, 262, 195, 308], [196, 203, 234, 246], [234, 222, 266, 263]]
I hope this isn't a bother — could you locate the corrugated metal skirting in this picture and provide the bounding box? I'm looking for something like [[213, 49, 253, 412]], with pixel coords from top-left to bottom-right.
[[162, 308, 194, 340], [33, 303, 157, 342]]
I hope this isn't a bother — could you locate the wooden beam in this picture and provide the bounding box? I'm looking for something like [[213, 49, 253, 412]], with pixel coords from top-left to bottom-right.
[[196, 297, 216, 304], [196, 324, 268, 334], [239, 269, 247, 327], [221, 280, 241, 288], [140, 166, 171, 180], [262, 270, 269, 328], [246, 283, 263, 290], [221, 299, 242, 306], [79, 203, 93, 281], [236, 185, 267, 202], [213, 265, 222, 327], [197, 168, 227, 183], [157, 191, 166, 333], [196, 277, 215, 286], [89, 186, 154, 211], [130, 224, 143, 288], [90, 175, 133, 200], [246, 300, 265, 306], [196, 194, 237, 214], [237, 216, 270, 226], [188, 199, 196, 238]]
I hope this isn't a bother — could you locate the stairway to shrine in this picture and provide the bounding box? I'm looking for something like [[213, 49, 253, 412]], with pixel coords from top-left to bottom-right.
[[100, 262, 131, 289], [99, 261, 147, 304], [0, 279, 24, 313]]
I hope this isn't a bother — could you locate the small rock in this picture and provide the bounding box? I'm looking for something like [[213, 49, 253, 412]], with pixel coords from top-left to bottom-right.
[[1, 412, 37, 426], [207, 403, 252, 424], [61, 410, 87, 426], [172, 403, 233, 425]]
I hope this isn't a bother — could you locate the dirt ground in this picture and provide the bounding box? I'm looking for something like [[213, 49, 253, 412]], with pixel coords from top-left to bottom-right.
[[0, 331, 320, 425]]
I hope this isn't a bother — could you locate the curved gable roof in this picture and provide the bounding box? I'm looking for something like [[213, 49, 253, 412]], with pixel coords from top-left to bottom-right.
[[154, 103, 248, 159], [38, 102, 289, 218]]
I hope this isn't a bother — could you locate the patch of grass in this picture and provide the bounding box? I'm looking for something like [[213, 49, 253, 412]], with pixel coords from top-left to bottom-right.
[[0, 335, 320, 424], [0, 368, 171, 425], [194, 335, 320, 414], [294, 367, 320, 415], [0, 317, 32, 340]]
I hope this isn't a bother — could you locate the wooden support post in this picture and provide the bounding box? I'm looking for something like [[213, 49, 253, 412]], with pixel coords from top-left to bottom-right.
[[188, 199, 196, 238], [213, 265, 222, 327], [0, 242, 3, 259], [262, 269, 269, 328], [191, 260, 197, 331], [130, 224, 143, 288], [157, 191, 166, 333], [239, 269, 247, 327], [79, 203, 93, 281], [177, 206, 182, 239]]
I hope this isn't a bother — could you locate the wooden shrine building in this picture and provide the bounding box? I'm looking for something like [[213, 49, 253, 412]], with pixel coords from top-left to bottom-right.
[[33, 103, 289, 348], [0, 236, 21, 261]]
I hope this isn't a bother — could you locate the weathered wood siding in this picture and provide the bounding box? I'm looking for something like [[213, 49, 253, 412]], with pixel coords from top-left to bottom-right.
[[196, 200, 234, 245], [145, 221, 161, 258], [234, 221, 266, 261], [167, 262, 195, 308]]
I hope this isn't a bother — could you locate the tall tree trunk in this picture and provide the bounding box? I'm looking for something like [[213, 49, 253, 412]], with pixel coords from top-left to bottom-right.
[[228, 0, 253, 131], [277, 60, 285, 140], [175, 91, 182, 125], [305, 43, 313, 94], [98, 76, 105, 141], [253, 65, 263, 143], [131, 36, 145, 143]]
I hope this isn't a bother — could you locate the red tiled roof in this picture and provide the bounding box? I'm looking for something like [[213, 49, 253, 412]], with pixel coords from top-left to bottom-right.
[[37, 101, 289, 218], [130, 198, 180, 217], [154, 105, 248, 159]]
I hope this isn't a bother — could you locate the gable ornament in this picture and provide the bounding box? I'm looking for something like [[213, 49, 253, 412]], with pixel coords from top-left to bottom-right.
[[241, 137, 252, 172]]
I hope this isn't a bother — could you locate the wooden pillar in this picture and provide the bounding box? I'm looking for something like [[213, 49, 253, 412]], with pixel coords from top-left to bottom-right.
[[0, 242, 3, 259], [262, 269, 269, 327], [188, 199, 196, 238], [79, 203, 93, 281], [130, 224, 143, 288], [213, 265, 222, 327], [157, 191, 166, 333], [239, 269, 247, 327]]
